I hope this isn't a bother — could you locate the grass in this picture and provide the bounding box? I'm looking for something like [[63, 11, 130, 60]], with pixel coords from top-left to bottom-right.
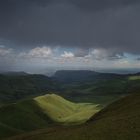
[[128, 76, 140, 80], [34, 94, 99, 124], [0, 123, 22, 139], [0, 99, 53, 139], [6, 93, 140, 140], [0, 94, 99, 139], [0, 74, 56, 104]]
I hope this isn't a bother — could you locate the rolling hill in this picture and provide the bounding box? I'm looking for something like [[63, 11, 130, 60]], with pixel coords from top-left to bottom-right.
[[6, 93, 140, 140], [0, 74, 57, 104], [0, 94, 99, 139], [0, 98, 53, 139], [53, 70, 140, 105], [0, 71, 140, 140], [0, 123, 22, 139], [34, 94, 99, 124], [1, 70, 140, 106]]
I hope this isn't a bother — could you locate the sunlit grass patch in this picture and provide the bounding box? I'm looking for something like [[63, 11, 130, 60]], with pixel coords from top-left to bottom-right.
[[34, 94, 100, 124], [128, 76, 140, 80]]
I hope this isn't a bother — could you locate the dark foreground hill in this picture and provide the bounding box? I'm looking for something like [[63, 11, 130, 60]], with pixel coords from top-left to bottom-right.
[[0, 99, 53, 139], [6, 93, 140, 140]]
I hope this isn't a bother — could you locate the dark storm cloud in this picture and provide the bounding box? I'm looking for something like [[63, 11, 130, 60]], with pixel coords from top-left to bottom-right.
[[0, 0, 140, 54], [70, 0, 140, 11], [136, 58, 140, 61]]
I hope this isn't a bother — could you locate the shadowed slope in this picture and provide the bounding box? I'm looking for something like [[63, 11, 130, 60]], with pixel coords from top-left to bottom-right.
[[0, 123, 23, 139], [0, 99, 53, 139]]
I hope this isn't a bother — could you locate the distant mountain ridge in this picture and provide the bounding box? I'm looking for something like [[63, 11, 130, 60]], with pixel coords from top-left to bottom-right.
[[53, 70, 124, 84], [53, 70, 99, 83], [0, 71, 28, 76]]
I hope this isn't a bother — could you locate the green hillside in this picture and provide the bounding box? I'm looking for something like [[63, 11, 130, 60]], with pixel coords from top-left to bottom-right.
[[57, 73, 140, 106], [0, 123, 22, 139], [34, 94, 99, 124], [1, 72, 140, 107], [0, 94, 99, 139], [6, 93, 140, 140], [0, 99, 53, 139], [0, 74, 56, 104], [1, 71, 140, 140]]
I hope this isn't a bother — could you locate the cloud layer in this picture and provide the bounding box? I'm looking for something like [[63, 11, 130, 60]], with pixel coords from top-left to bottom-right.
[[0, 46, 139, 73], [0, 0, 140, 72], [0, 0, 140, 53]]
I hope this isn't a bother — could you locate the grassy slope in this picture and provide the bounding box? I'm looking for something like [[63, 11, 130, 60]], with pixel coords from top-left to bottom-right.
[[0, 123, 22, 139], [34, 94, 99, 124], [1, 72, 140, 106], [0, 99, 53, 139], [7, 93, 140, 140], [58, 75, 140, 107], [0, 94, 98, 139], [0, 74, 56, 104]]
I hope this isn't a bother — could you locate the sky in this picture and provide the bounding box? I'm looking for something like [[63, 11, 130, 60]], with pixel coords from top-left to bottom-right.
[[0, 0, 140, 73]]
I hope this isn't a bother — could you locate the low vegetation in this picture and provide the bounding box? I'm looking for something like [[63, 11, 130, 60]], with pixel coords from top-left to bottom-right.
[[0, 74, 56, 104], [0, 71, 140, 140], [34, 94, 99, 124], [0, 94, 99, 139], [6, 93, 140, 140], [128, 75, 140, 80]]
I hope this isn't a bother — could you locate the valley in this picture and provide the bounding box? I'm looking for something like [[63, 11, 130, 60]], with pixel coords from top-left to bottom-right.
[[0, 70, 140, 140]]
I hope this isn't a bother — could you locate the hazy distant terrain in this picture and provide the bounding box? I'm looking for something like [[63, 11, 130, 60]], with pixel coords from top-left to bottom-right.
[[53, 70, 140, 104], [1, 70, 140, 105]]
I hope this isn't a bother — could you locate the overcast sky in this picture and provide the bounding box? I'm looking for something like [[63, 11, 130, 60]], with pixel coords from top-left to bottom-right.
[[0, 0, 140, 73]]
